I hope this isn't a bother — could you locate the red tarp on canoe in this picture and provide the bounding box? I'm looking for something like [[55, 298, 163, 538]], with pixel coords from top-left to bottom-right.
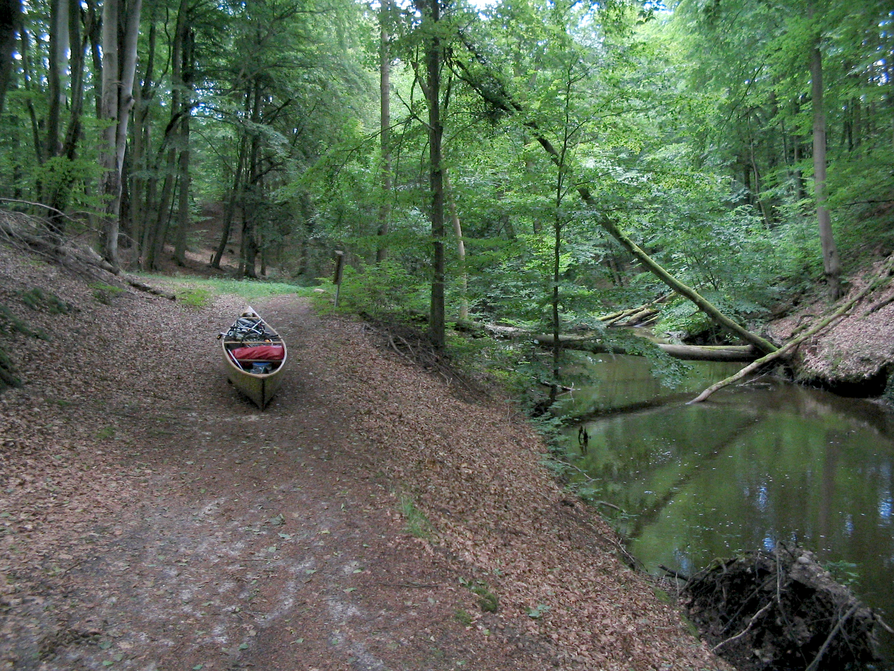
[[231, 345, 284, 361]]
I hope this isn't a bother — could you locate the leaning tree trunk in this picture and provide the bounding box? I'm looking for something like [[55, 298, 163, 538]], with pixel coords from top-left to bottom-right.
[[212, 134, 247, 269], [444, 170, 468, 321]]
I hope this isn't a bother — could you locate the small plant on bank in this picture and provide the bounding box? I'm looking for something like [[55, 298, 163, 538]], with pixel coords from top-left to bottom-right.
[[527, 603, 550, 619], [459, 577, 499, 613], [90, 282, 125, 305], [823, 559, 861, 588], [19, 287, 72, 314], [399, 494, 434, 540], [96, 426, 116, 441], [454, 608, 473, 627]]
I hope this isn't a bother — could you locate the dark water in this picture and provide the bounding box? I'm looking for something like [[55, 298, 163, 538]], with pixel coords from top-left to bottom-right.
[[556, 354, 894, 666]]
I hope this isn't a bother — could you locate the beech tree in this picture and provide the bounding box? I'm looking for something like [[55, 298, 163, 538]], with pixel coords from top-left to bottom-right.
[[98, 0, 142, 270], [669, 0, 892, 299]]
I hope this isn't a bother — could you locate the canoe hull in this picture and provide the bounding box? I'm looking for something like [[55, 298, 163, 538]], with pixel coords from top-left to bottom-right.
[[221, 310, 287, 409], [224, 360, 286, 409]]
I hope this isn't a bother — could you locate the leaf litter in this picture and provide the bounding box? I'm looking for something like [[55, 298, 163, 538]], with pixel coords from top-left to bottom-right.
[[0, 241, 730, 670]]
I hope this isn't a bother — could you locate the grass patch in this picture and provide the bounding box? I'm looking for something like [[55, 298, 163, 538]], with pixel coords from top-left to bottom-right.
[[460, 577, 499, 613], [20, 287, 72, 314], [0, 347, 21, 391], [0, 303, 37, 337], [95, 426, 116, 441], [176, 286, 213, 308], [90, 282, 125, 305], [399, 494, 434, 540], [137, 275, 316, 305]]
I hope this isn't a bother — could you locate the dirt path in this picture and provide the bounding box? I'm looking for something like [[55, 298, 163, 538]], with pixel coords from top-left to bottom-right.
[[0, 247, 730, 670]]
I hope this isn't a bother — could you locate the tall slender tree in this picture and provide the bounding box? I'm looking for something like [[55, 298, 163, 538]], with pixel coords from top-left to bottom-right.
[[377, 0, 393, 263], [99, 0, 142, 271], [0, 0, 21, 115]]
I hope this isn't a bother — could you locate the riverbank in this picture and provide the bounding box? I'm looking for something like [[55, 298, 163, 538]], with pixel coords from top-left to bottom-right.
[[0, 241, 730, 670], [766, 252, 894, 399]]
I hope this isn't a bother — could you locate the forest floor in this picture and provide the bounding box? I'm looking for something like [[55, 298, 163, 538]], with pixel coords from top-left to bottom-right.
[[0, 239, 732, 671]]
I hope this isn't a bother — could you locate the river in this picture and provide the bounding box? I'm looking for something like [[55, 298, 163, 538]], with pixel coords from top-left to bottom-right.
[[554, 352, 894, 668]]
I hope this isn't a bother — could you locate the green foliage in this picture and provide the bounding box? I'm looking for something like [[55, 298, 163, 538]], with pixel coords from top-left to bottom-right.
[[176, 287, 213, 309], [454, 609, 473, 627], [137, 276, 311, 304], [90, 283, 126, 305], [336, 261, 427, 319], [460, 577, 499, 613], [823, 559, 861, 589], [399, 494, 434, 540], [19, 288, 72, 314]]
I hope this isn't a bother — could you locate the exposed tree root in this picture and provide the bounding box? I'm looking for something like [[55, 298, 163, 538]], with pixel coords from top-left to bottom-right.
[[683, 545, 882, 671]]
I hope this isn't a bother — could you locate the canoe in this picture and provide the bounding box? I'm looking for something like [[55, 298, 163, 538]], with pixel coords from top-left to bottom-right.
[[220, 308, 287, 409]]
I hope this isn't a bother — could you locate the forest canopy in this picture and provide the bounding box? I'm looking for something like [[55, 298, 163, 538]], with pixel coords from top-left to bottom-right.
[[0, 0, 892, 347]]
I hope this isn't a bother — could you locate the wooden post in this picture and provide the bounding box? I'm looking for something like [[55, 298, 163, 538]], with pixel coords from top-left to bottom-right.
[[333, 250, 345, 307]]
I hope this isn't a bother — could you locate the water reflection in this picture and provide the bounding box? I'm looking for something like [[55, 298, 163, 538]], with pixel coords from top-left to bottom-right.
[[561, 356, 894, 666]]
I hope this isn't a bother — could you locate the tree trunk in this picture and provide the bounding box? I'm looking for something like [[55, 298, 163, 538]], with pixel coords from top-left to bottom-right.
[[144, 7, 184, 270], [98, 0, 142, 272], [444, 170, 468, 321], [84, 0, 101, 119], [809, 42, 842, 300], [240, 79, 262, 278], [689, 254, 894, 404], [376, 0, 392, 264], [98, 0, 121, 268], [172, 10, 193, 265], [532, 334, 758, 362], [45, 0, 68, 163], [18, 28, 43, 161], [173, 112, 191, 265], [61, 0, 86, 162], [424, 0, 445, 349], [212, 134, 248, 268], [0, 0, 21, 116], [130, 13, 156, 267], [44, 0, 87, 234], [147, 147, 177, 268]]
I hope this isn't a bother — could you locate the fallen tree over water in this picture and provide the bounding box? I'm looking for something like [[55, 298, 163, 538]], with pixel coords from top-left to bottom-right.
[[680, 545, 885, 671], [487, 326, 761, 362], [533, 334, 759, 362]]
